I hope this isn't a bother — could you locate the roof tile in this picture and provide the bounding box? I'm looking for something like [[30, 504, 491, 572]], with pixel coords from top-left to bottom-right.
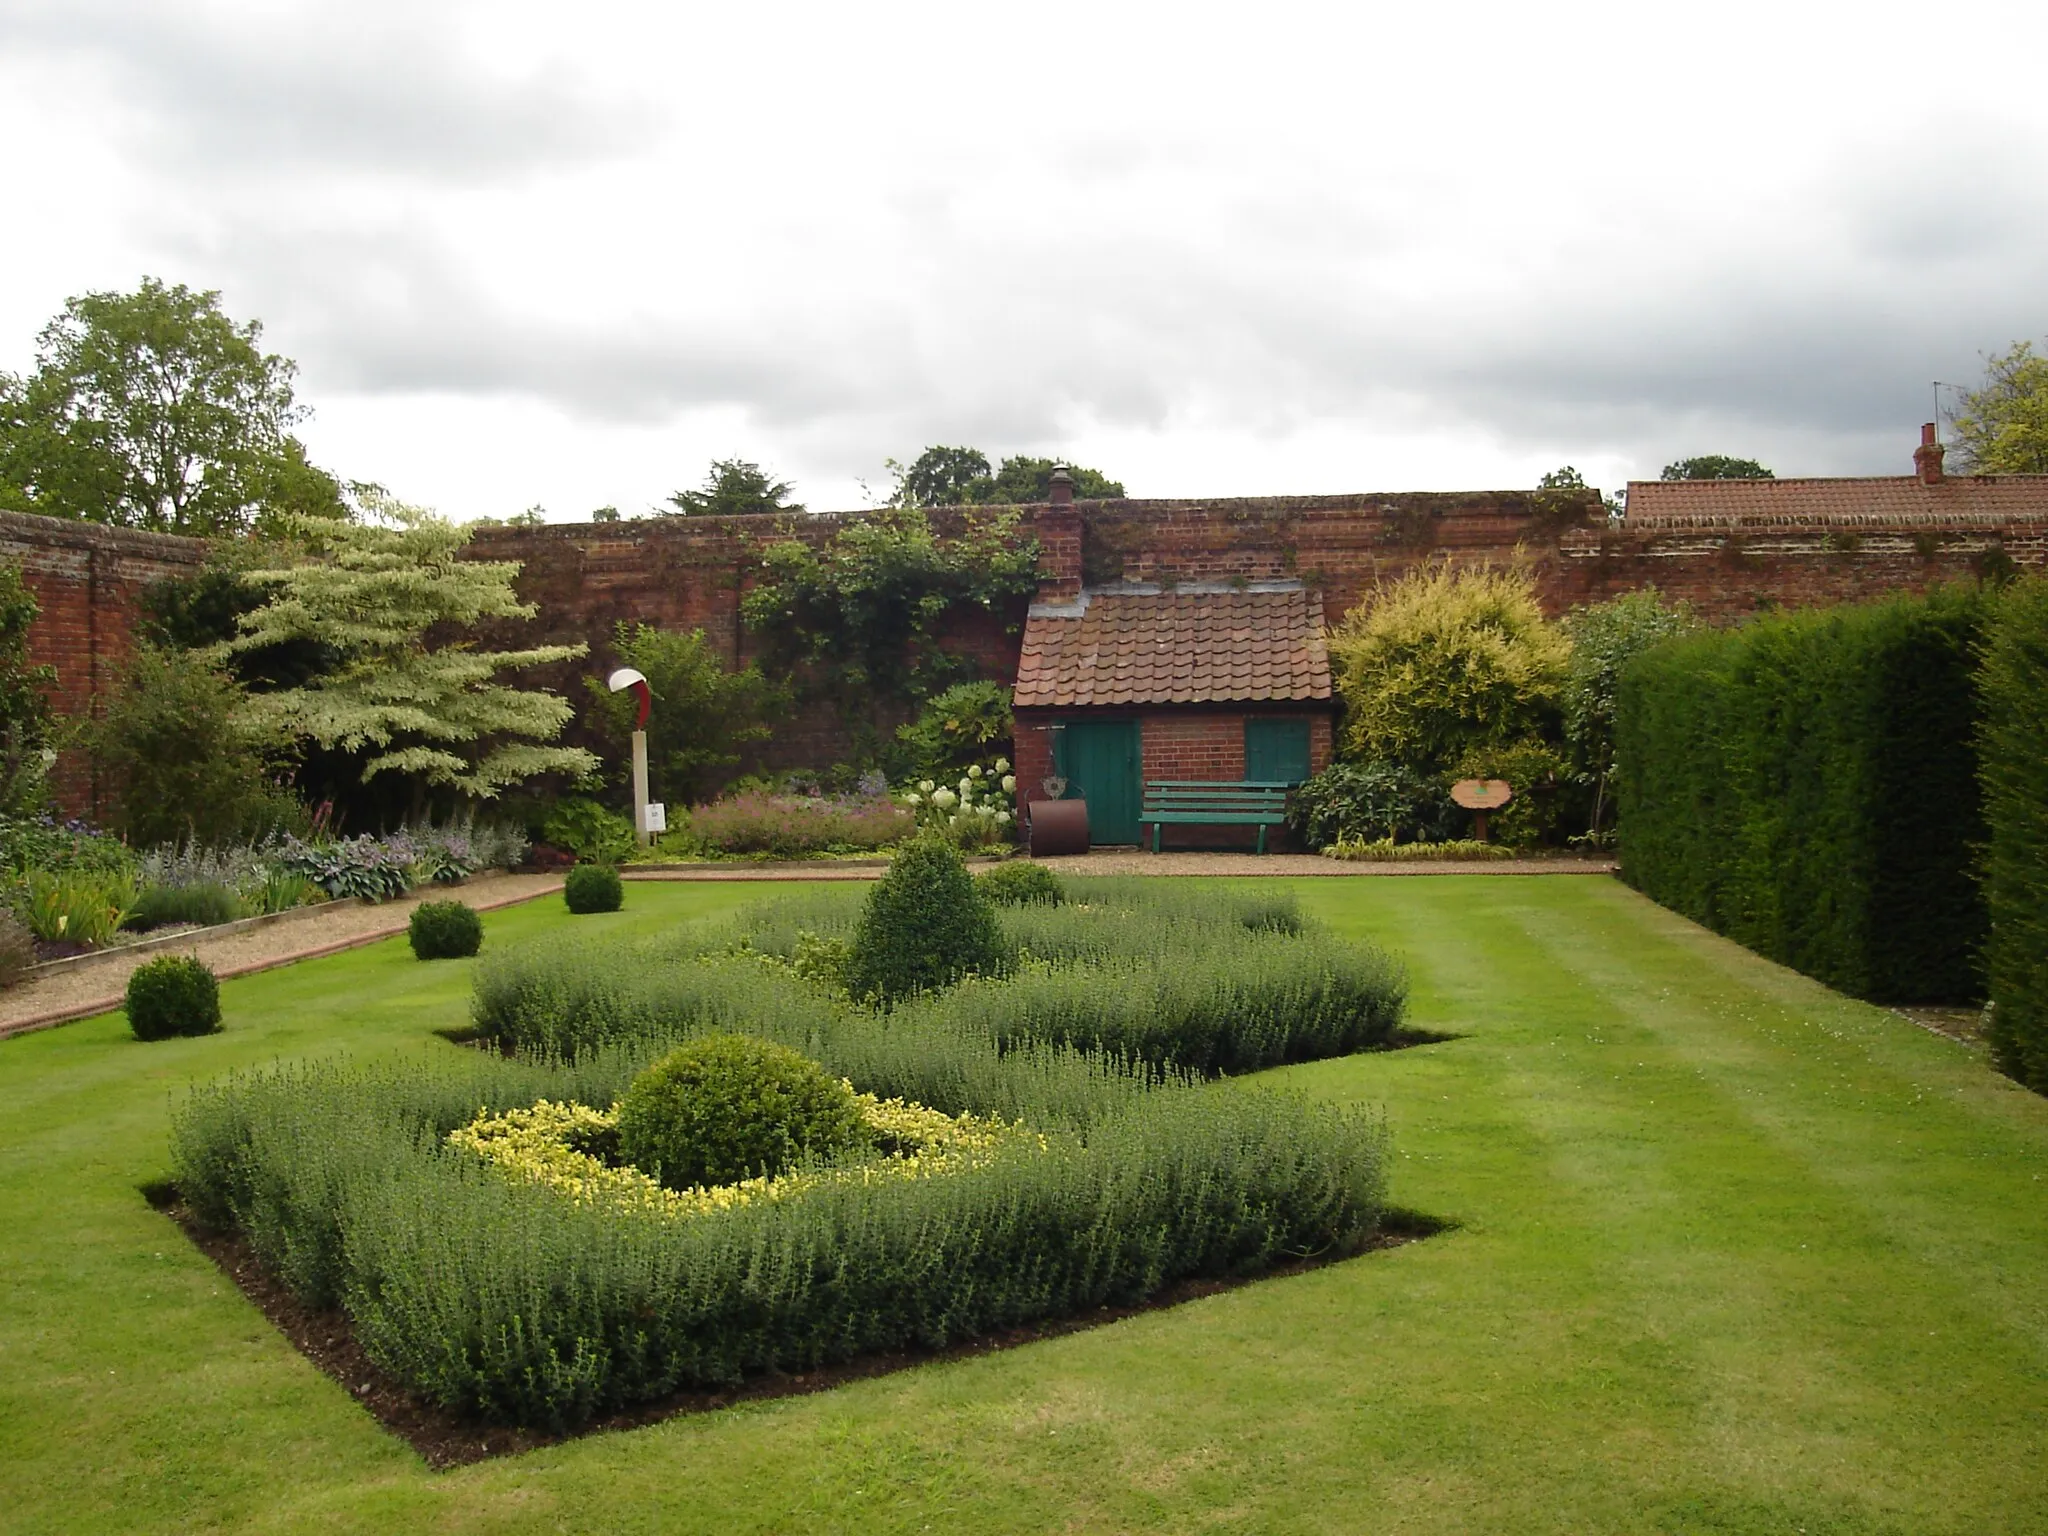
[[1013, 589, 1334, 709]]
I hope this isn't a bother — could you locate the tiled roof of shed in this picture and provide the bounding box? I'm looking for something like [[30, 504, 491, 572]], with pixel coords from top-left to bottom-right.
[[1625, 474, 2048, 525], [1013, 586, 1332, 708]]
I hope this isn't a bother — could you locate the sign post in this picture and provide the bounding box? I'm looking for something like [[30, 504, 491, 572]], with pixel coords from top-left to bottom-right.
[[607, 668, 655, 848], [1450, 778, 1513, 842]]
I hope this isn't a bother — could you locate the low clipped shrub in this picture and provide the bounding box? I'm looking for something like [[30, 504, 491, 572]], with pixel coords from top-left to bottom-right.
[[0, 910, 34, 989], [126, 954, 221, 1041], [127, 882, 246, 932], [563, 864, 623, 915], [615, 1034, 869, 1188], [845, 835, 1006, 1004], [976, 860, 1062, 906], [408, 900, 483, 960], [1322, 837, 1514, 862]]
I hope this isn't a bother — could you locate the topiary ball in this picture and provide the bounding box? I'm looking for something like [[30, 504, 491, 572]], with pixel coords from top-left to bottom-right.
[[563, 863, 624, 915], [845, 834, 1007, 1005], [126, 954, 222, 1041], [615, 1034, 869, 1189], [975, 860, 1063, 907], [408, 899, 483, 960]]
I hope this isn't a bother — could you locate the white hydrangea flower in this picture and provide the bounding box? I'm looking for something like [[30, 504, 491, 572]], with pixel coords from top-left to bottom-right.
[[958, 777, 973, 795], [932, 788, 958, 809], [905, 792, 922, 805], [994, 756, 1010, 773], [996, 810, 1012, 823], [1001, 775, 1016, 793], [969, 765, 984, 778], [919, 779, 935, 794]]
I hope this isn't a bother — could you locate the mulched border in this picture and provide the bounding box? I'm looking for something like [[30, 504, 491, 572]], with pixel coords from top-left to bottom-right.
[[152, 1190, 1444, 1470]]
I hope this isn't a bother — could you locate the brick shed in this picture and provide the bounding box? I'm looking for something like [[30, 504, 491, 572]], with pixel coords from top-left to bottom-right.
[[1011, 473, 1335, 847]]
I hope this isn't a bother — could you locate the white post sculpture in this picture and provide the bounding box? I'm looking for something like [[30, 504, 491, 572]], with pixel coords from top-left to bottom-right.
[[607, 668, 655, 847]]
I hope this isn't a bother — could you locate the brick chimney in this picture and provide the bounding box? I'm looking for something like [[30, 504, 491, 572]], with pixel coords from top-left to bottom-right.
[[1034, 466, 1082, 604], [1914, 423, 1945, 485]]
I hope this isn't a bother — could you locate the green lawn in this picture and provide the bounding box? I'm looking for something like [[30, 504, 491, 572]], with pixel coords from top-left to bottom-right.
[[3, 876, 2045, 1534]]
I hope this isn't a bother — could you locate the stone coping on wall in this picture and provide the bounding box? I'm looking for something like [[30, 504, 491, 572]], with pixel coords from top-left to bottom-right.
[[0, 506, 209, 561]]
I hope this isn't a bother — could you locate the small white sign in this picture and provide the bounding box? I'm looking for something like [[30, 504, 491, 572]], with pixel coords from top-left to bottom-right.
[[645, 802, 667, 834]]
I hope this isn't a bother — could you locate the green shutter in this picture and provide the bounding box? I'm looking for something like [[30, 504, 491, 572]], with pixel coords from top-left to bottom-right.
[[1244, 717, 1311, 784]]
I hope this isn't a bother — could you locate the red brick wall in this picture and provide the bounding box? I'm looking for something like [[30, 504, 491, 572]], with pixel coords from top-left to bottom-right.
[[0, 511, 207, 818], [13, 484, 2039, 823], [463, 490, 2048, 782]]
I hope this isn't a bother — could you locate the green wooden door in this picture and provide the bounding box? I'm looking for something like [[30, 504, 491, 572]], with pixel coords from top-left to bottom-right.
[[1060, 719, 1143, 844], [1244, 717, 1312, 784]]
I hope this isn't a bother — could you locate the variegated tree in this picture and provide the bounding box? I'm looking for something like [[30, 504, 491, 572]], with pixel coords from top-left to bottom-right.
[[229, 494, 597, 797]]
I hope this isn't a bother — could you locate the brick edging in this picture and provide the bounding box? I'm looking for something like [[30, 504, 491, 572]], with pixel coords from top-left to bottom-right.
[[0, 882, 564, 1043]]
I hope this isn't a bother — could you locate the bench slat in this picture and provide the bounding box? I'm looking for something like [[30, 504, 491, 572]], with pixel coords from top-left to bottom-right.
[[1138, 777, 1294, 854]]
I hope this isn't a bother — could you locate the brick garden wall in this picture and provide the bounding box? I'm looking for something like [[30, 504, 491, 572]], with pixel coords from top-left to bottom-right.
[[0, 511, 208, 818], [8, 484, 2042, 819]]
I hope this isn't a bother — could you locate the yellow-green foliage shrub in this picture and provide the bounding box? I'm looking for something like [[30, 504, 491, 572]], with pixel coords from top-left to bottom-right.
[[1328, 563, 1568, 771]]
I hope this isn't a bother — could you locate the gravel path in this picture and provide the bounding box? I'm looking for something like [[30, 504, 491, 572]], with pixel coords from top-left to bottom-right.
[[0, 872, 564, 1040]]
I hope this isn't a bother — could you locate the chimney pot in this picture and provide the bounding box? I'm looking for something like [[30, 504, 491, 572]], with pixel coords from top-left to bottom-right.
[[1048, 466, 1074, 507], [1914, 423, 1945, 485]]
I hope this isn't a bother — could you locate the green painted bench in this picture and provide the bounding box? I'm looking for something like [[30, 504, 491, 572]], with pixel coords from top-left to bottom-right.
[[1142, 780, 1294, 854]]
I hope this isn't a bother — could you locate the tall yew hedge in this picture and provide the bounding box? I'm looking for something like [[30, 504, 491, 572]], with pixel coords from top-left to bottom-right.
[[1978, 578, 2048, 1089], [1615, 588, 1989, 1004]]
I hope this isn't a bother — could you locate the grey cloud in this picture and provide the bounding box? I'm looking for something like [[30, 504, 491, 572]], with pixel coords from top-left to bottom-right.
[[163, 129, 2048, 489], [0, 0, 642, 181]]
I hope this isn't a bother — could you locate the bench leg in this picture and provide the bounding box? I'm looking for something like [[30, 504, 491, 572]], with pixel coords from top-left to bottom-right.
[[1151, 823, 1161, 853], [1256, 824, 1267, 855]]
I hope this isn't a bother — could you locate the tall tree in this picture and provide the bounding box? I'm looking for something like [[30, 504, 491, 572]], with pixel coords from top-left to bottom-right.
[[228, 494, 597, 798], [667, 459, 804, 516], [979, 455, 1124, 503], [1660, 455, 1775, 481], [892, 445, 993, 507], [1948, 340, 2048, 474], [0, 278, 343, 536], [885, 447, 1125, 506]]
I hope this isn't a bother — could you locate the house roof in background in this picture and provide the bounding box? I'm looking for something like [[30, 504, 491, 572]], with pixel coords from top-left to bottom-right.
[[1625, 474, 2048, 525], [1014, 585, 1332, 708]]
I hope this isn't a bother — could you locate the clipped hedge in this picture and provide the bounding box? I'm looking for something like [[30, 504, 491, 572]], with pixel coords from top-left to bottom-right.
[[472, 880, 1404, 1076], [1615, 587, 1989, 1003], [1978, 578, 2048, 1090], [172, 1030, 1389, 1429]]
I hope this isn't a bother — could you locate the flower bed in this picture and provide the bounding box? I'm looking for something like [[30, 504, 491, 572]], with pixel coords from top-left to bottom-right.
[[171, 870, 1402, 1433]]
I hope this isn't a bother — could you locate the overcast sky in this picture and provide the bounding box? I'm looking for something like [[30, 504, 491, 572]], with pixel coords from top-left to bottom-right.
[[3, 0, 2044, 521]]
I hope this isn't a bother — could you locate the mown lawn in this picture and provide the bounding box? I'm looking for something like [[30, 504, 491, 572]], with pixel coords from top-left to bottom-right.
[[2, 876, 2044, 1535]]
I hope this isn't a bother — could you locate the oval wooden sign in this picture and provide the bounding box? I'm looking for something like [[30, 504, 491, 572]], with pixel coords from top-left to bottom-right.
[[1450, 778, 1513, 810]]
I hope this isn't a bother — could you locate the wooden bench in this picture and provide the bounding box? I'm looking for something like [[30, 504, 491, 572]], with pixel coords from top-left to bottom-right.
[[1142, 780, 1293, 854]]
